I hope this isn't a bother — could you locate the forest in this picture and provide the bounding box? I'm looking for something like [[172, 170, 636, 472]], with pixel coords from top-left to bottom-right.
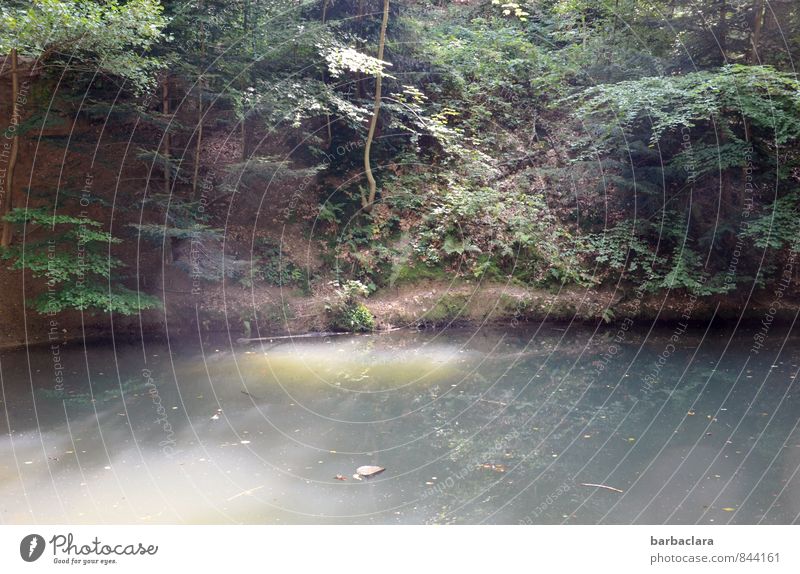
[[1, 0, 799, 344]]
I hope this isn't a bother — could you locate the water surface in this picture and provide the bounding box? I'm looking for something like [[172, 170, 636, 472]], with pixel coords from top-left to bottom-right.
[[1, 323, 799, 524]]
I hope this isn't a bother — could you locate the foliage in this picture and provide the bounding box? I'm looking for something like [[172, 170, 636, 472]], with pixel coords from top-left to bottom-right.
[[131, 193, 221, 241], [322, 43, 394, 79], [6, 0, 800, 314], [1, 208, 161, 314], [240, 239, 305, 289], [583, 220, 666, 285], [582, 217, 733, 295], [0, 0, 168, 91], [325, 280, 375, 332], [418, 14, 569, 141], [412, 182, 586, 286], [571, 63, 800, 292], [577, 65, 800, 146], [741, 192, 800, 252]]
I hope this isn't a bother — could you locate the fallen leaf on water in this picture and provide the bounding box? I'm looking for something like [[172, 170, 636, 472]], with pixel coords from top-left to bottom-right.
[[722, 507, 736, 512]]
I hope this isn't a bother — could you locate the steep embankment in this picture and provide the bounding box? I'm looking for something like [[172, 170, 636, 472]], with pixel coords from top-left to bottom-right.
[[2, 72, 798, 350]]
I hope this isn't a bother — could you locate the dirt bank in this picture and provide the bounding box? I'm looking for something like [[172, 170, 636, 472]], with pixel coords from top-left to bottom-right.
[[4, 262, 797, 351]]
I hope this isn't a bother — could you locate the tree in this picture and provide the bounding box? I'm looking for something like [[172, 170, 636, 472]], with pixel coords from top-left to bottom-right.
[[749, 0, 766, 63], [574, 64, 800, 291], [0, 0, 167, 245], [1, 47, 19, 247], [192, 0, 206, 199], [1, 208, 161, 314], [361, 0, 390, 212]]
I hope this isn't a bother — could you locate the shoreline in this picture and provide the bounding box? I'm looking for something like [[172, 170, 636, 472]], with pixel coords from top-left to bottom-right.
[[2, 280, 797, 352]]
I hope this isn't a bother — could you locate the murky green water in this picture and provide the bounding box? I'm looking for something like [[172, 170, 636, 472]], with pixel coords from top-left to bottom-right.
[[2, 323, 799, 524]]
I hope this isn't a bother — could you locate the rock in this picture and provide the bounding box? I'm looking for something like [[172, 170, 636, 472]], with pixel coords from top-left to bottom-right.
[[356, 465, 385, 478]]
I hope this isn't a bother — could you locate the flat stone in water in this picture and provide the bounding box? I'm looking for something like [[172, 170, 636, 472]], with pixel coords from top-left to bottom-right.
[[356, 465, 385, 478]]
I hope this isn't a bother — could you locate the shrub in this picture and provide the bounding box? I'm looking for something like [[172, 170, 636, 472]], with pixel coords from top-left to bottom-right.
[[241, 238, 305, 288], [411, 183, 587, 286], [325, 280, 375, 332]]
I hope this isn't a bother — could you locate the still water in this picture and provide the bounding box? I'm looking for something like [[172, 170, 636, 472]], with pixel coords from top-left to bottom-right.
[[1, 323, 799, 524]]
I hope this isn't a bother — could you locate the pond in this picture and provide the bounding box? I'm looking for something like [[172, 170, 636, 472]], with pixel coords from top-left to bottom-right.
[[1, 322, 799, 524]]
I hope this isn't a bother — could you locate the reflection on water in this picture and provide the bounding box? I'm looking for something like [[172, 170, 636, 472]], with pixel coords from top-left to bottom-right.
[[1, 323, 799, 524]]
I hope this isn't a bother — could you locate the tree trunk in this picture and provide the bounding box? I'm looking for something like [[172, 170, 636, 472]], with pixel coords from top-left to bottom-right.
[[321, 0, 332, 147], [718, 0, 728, 62], [162, 76, 171, 196], [192, 86, 204, 199], [241, 0, 250, 161], [749, 0, 765, 63], [241, 108, 248, 160], [605, 0, 620, 81], [193, 2, 205, 199], [609, 0, 619, 46], [1, 48, 19, 247], [361, 0, 390, 212], [581, 13, 587, 51], [718, 125, 736, 222], [356, 0, 367, 100]]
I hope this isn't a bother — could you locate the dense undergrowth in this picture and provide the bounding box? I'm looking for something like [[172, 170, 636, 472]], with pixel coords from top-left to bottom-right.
[[2, 0, 799, 331]]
